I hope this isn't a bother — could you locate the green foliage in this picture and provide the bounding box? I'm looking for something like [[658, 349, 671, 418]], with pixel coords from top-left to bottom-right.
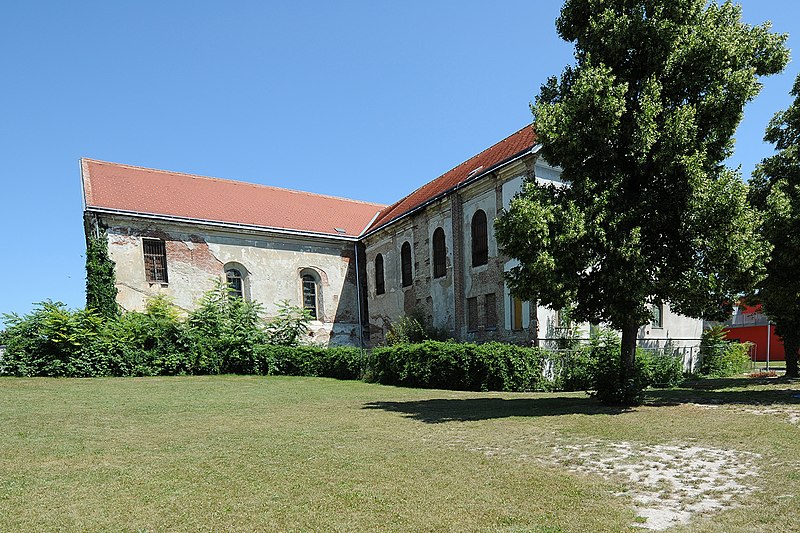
[[495, 0, 787, 404], [0, 302, 109, 377], [85, 230, 119, 318], [183, 281, 268, 374], [698, 326, 751, 378], [749, 72, 800, 377], [636, 348, 685, 388], [0, 287, 362, 380], [368, 340, 596, 393], [585, 330, 646, 405], [385, 308, 450, 345], [265, 345, 365, 379], [265, 300, 313, 347]]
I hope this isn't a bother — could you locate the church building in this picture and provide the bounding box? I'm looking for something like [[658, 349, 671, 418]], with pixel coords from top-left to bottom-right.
[[81, 126, 702, 348]]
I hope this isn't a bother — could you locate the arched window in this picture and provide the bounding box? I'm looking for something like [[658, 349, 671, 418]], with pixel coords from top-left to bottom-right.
[[226, 268, 244, 299], [302, 274, 318, 319], [401, 241, 412, 287], [375, 254, 385, 295], [471, 210, 488, 267], [432, 227, 446, 278]]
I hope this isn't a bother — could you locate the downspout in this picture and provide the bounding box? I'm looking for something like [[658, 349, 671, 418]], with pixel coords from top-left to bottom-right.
[[354, 241, 364, 349]]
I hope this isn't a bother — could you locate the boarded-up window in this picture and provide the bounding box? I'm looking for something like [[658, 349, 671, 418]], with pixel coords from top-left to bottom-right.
[[432, 227, 446, 278], [511, 295, 523, 331], [467, 297, 479, 332], [143, 238, 168, 283], [375, 254, 385, 295], [401, 241, 412, 287], [485, 293, 497, 329], [471, 210, 488, 267], [302, 274, 318, 319]]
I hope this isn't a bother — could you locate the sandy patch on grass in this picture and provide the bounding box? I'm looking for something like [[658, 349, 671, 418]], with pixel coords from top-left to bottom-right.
[[690, 402, 800, 425], [550, 441, 760, 530]]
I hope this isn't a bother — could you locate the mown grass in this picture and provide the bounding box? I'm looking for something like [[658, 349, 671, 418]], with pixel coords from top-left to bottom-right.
[[1, 375, 799, 532]]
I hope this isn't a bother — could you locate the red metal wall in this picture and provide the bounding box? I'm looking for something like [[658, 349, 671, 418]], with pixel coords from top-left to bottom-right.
[[723, 325, 785, 361]]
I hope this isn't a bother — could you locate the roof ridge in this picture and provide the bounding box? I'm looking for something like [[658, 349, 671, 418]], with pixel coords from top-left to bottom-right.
[[369, 124, 534, 228], [424, 124, 533, 186], [81, 158, 387, 208]]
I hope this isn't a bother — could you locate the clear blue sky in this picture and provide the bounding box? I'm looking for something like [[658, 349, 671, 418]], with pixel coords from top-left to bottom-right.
[[1, 1, 798, 318]]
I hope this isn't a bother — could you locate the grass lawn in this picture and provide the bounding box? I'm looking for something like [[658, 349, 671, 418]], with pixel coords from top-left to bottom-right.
[[1, 375, 799, 532]]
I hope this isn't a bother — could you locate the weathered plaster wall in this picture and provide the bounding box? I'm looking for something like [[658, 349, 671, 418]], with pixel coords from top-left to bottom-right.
[[364, 155, 541, 346], [364, 153, 704, 348], [99, 214, 364, 346]]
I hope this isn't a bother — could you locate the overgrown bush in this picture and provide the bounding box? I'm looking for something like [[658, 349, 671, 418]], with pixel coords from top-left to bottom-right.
[[587, 330, 646, 406], [698, 325, 751, 378], [636, 348, 685, 388], [265, 300, 313, 346], [385, 308, 450, 345], [0, 301, 109, 377]]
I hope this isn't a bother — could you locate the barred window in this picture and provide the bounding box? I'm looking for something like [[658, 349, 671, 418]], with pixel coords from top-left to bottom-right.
[[471, 209, 488, 267], [467, 297, 479, 332], [302, 274, 318, 319], [432, 227, 446, 278], [226, 268, 244, 299], [485, 293, 497, 329], [375, 254, 385, 295], [401, 241, 412, 287], [143, 238, 168, 283]]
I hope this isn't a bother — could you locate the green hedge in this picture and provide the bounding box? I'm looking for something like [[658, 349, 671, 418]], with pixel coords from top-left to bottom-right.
[[367, 340, 594, 392]]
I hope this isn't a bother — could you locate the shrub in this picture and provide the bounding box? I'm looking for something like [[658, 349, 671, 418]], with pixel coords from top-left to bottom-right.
[[265, 300, 313, 347], [385, 308, 450, 345], [636, 348, 685, 388], [261, 344, 364, 379], [698, 326, 751, 378], [0, 301, 109, 377], [369, 341, 552, 392], [184, 283, 268, 374], [587, 330, 645, 406]]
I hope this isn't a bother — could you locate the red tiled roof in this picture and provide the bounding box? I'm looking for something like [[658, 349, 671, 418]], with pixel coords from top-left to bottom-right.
[[365, 125, 536, 233], [82, 159, 385, 239]]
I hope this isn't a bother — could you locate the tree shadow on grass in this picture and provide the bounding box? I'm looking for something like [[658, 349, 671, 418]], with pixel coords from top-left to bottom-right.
[[646, 376, 800, 408], [363, 395, 630, 423]]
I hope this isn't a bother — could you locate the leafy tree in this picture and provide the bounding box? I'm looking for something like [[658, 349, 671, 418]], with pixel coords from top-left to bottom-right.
[[496, 0, 787, 403], [85, 230, 118, 318], [749, 73, 800, 378], [265, 299, 313, 346]]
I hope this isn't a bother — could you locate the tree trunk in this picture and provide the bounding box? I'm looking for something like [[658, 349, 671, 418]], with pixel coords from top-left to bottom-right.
[[620, 321, 639, 378], [785, 336, 799, 378]]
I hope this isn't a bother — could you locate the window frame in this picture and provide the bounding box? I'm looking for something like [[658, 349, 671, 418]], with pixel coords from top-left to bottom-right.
[[400, 241, 412, 288], [225, 267, 245, 300], [650, 303, 664, 328], [471, 209, 489, 267], [142, 238, 168, 283], [432, 227, 447, 279], [302, 273, 319, 320], [375, 254, 385, 295]]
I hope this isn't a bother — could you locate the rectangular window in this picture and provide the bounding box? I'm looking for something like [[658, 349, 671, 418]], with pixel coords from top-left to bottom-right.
[[511, 295, 523, 331], [485, 293, 497, 329], [467, 297, 479, 332], [143, 238, 168, 283]]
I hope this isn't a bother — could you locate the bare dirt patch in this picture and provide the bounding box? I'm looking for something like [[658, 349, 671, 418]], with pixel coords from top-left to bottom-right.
[[550, 441, 760, 530], [690, 402, 800, 425]]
